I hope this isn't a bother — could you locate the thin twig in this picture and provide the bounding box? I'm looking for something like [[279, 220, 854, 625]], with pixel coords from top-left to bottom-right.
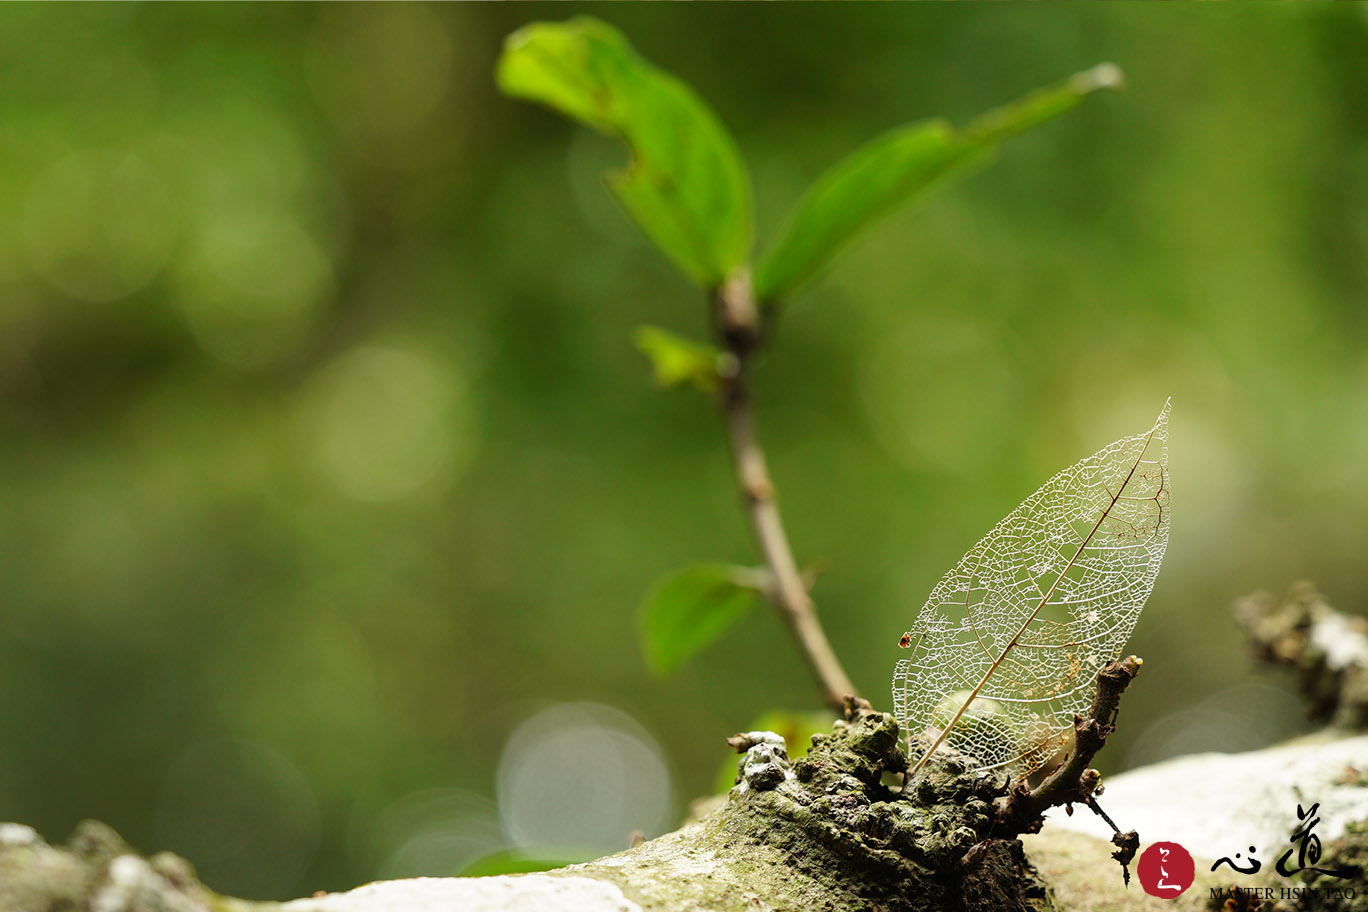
[[1084, 795, 1121, 834], [713, 272, 858, 711], [994, 655, 1143, 834], [985, 656, 1143, 886]]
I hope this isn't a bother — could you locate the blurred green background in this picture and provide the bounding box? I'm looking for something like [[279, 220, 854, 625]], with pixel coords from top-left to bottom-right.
[[2, 2, 1367, 900]]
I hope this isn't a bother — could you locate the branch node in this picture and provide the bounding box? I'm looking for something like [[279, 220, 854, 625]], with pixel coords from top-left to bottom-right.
[[993, 655, 1142, 844], [744, 477, 775, 503], [842, 695, 875, 722], [713, 269, 761, 354]]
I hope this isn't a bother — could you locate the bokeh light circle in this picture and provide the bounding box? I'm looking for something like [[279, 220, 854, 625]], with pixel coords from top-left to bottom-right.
[[497, 702, 673, 852], [370, 788, 504, 879], [296, 343, 474, 502], [175, 213, 334, 369], [21, 149, 179, 303]]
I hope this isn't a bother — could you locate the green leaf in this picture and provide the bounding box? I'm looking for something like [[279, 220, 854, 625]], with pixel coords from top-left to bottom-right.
[[460, 847, 600, 877], [639, 563, 766, 675], [755, 63, 1124, 303], [633, 325, 724, 393], [497, 17, 752, 288]]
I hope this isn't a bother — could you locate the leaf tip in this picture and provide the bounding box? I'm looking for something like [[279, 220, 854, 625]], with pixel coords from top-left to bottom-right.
[[1073, 63, 1126, 94], [637, 563, 764, 677]]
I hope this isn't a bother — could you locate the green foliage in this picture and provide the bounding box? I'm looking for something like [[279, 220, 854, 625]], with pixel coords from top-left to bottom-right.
[[497, 16, 1119, 304], [13, 5, 1364, 898], [639, 564, 767, 675], [500, 18, 1124, 695], [633, 325, 724, 393], [754, 64, 1124, 303], [497, 17, 752, 288]]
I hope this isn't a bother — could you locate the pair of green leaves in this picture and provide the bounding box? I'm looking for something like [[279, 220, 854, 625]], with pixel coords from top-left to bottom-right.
[[497, 18, 750, 288], [497, 17, 1121, 677], [498, 15, 1121, 306]]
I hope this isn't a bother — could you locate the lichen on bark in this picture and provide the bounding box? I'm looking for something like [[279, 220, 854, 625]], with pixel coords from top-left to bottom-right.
[[0, 819, 249, 912], [571, 703, 1057, 912], [6, 663, 1364, 912], [1235, 581, 1368, 730]]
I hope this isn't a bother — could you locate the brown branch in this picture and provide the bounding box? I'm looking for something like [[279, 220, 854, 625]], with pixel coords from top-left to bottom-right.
[[713, 271, 858, 711], [994, 655, 1143, 835]]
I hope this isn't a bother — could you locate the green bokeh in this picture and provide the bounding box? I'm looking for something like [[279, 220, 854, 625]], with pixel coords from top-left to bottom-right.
[[0, 2, 1366, 900]]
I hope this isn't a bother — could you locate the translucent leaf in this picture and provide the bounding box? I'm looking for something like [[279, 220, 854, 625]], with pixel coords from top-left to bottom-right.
[[894, 399, 1169, 776], [633, 325, 723, 393], [755, 64, 1123, 303], [639, 564, 766, 675], [497, 17, 752, 287]]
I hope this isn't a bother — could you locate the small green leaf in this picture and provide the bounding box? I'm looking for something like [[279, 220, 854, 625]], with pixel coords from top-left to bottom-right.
[[633, 325, 723, 393], [639, 563, 766, 675], [712, 709, 835, 794], [497, 17, 752, 288], [460, 847, 600, 877], [755, 63, 1124, 303]]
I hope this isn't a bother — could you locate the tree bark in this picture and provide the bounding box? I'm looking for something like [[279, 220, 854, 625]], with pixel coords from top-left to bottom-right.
[[5, 726, 1366, 912], [6, 584, 1368, 912]]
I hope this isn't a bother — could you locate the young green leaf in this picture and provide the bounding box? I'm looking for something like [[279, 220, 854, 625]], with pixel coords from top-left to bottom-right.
[[633, 325, 724, 393], [497, 17, 752, 288], [755, 64, 1124, 304], [460, 848, 600, 877], [639, 563, 766, 675]]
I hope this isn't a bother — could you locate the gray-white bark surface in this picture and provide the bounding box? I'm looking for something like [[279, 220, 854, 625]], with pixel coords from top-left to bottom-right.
[[11, 585, 1368, 911], [5, 727, 1367, 912], [1043, 731, 1368, 858]]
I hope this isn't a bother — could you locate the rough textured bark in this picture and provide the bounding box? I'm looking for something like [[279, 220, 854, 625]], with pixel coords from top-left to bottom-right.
[[6, 726, 1368, 912], [5, 710, 1053, 912], [6, 585, 1368, 912]]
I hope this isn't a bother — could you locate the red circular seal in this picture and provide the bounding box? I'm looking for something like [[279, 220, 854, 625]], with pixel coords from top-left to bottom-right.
[[1137, 841, 1194, 899]]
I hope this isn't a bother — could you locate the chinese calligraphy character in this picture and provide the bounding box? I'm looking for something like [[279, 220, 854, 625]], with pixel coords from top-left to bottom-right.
[[1155, 846, 1185, 890], [1211, 846, 1261, 875], [1275, 803, 1353, 878]]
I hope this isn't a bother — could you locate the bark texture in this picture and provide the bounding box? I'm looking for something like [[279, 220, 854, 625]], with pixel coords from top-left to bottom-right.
[[1235, 581, 1368, 730], [6, 727, 1367, 912], [6, 585, 1368, 912]]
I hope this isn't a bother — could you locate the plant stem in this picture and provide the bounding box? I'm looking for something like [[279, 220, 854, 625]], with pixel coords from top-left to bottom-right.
[[714, 273, 858, 711], [993, 655, 1143, 832]]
